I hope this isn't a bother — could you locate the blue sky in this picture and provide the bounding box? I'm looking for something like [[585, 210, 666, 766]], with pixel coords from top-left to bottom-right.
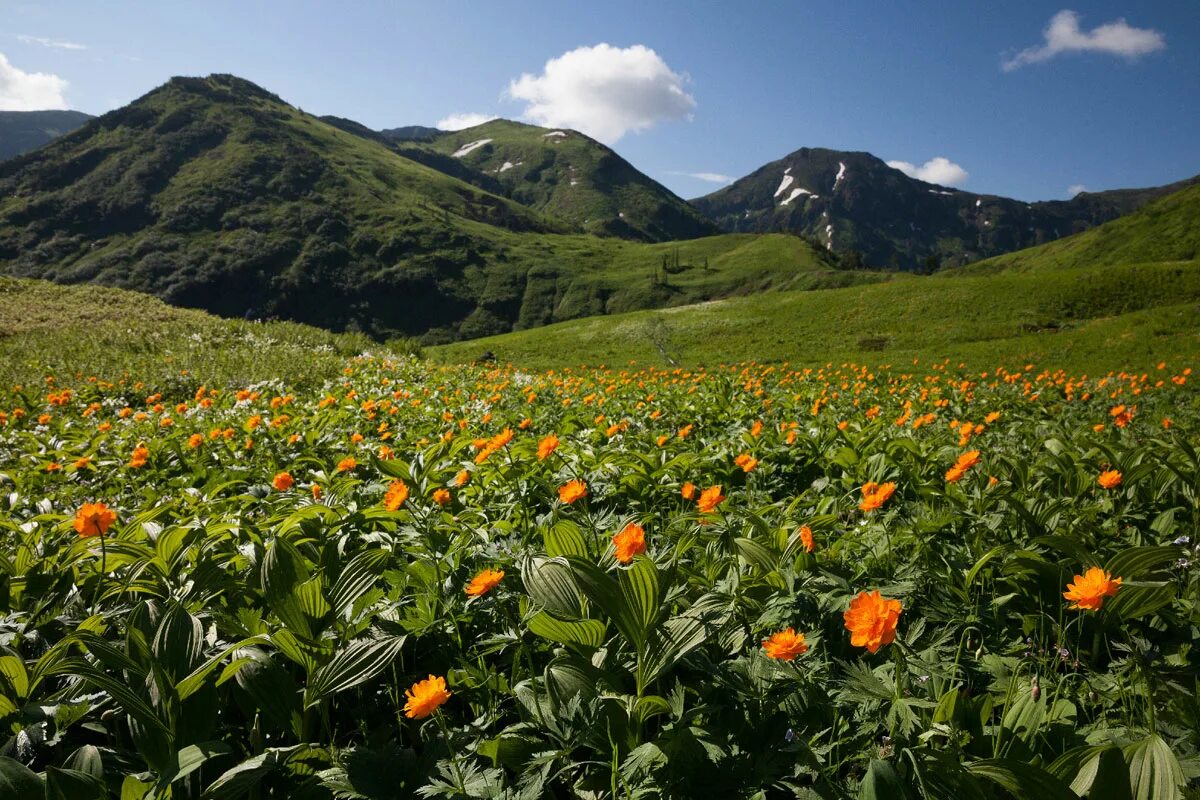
[[2, 1, 1197, 201]]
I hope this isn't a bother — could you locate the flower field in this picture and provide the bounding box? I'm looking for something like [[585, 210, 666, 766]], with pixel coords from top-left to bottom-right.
[[1, 356, 1198, 799]]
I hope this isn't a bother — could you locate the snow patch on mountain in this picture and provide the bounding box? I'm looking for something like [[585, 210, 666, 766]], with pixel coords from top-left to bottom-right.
[[452, 138, 492, 158], [543, 131, 567, 138], [780, 187, 816, 206], [774, 173, 795, 197], [834, 162, 846, 191]]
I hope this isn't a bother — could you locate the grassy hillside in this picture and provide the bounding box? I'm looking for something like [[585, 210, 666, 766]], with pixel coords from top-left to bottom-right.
[[0, 76, 864, 345], [430, 259, 1200, 372], [0, 276, 400, 390], [955, 182, 1200, 275], [421, 119, 717, 242]]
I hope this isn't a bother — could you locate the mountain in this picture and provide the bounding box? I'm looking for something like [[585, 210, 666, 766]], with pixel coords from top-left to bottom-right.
[[692, 146, 1198, 269], [0, 75, 843, 343], [433, 180, 1200, 369], [380, 125, 441, 142], [0, 110, 93, 161], [418, 119, 718, 242]]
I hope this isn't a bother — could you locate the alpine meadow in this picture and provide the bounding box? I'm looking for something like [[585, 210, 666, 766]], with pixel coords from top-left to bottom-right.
[[0, 3, 1198, 799]]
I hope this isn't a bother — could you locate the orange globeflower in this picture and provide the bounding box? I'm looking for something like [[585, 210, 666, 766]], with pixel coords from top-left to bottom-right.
[[187, 433, 203, 449], [858, 482, 896, 513], [336, 456, 357, 472], [558, 479, 588, 504], [697, 485, 725, 513], [537, 434, 559, 460], [454, 469, 470, 487], [403, 675, 451, 719], [734, 453, 758, 473], [798, 525, 815, 554], [465, 568, 505, 597], [383, 479, 410, 510], [681, 482, 697, 500], [945, 450, 981, 483], [843, 590, 903, 653], [129, 444, 149, 469], [762, 627, 808, 660], [432, 488, 452, 507], [1097, 469, 1122, 489], [1064, 567, 1122, 611], [272, 472, 294, 491], [73, 502, 117, 538], [612, 522, 647, 563]]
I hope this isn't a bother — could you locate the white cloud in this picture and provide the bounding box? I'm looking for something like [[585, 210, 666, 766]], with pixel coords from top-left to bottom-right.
[[1068, 184, 1088, 196], [0, 52, 68, 110], [17, 35, 87, 51], [1002, 10, 1165, 71], [666, 171, 733, 184], [506, 43, 695, 144], [436, 112, 498, 131], [886, 156, 969, 186]]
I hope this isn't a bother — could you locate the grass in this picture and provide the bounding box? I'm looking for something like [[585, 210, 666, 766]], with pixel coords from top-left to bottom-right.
[[0, 277, 407, 392], [429, 260, 1200, 373]]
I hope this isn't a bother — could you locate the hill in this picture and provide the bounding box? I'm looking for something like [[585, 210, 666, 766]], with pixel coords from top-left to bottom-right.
[[0, 75, 853, 344], [954, 182, 1200, 275], [0, 109, 93, 161], [420, 119, 718, 242], [692, 146, 1197, 269]]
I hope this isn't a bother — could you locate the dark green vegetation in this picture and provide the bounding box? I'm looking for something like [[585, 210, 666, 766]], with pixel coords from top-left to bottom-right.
[[433, 186, 1200, 371], [0, 109, 93, 161], [419, 119, 717, 242], [692, 146, 1198, 270], [0, 75, 855, 345], [0, 276, 407, 390]]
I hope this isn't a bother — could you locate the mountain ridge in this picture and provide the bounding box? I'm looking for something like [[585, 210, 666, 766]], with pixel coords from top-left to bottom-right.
[[0, 109, 94, 162]]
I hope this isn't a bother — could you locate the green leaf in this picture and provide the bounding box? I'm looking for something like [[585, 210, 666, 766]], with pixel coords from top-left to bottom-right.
[[328, 549, 388, 617], [1124, 734, 1185, 800], [733, 537, 776, 572], [164, 742, 234, 787], [1106, 546, 1185, 579], [860, 759, 910, 800], [174, 635, 271, 701], [304, 636, 405, 708], [152, 601, 205, 683], [620, 556, 661, 634], [0, 756, 44, 798], [966, 758, 1077, 800], [200, 745, 308, 799], [567, 556, 650, 650], [260, 538, 313, 639], [543, 520, 589, 558], [527, 612, 606, 647], [521, 556, 585, 618], [46, 766, 107, 800], [1105, 582, 1176, 620]]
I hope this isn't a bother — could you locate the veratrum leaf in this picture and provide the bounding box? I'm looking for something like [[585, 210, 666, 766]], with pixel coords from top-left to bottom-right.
[[860, 759, 910, 800], [619, 556, 661, 633], [0, 756, 43, 797], [521, 556, 585, 618], [966, 758, 1077, 800], [328, 549, 388, 617], [1124, 735, 1185, 800], [304, 636, 405, 708], [527, 612, 606, 647]]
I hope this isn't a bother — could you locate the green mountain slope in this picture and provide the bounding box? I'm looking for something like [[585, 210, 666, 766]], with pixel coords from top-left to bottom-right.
[[0, 75, 853, 344], [954, 182, 1200, 275], [421, 119, 718, 242], [0, 110, 93, 161], [693, 146, 1198, 269]]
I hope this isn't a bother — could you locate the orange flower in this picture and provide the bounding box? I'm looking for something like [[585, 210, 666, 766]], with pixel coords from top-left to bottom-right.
[[336, 456, 357, 472], [1064, 566, 1122, 611], [432, 488, 452, 507], [311, 484, 322, 501], [403, 674, 451, 719], [750, 420, 764, 438], [858, 481, 896, 512], [558, 479, 588, 504], [681, 481, 697, 500], [762, 627, 808, 661], [612, 522, 647, 563], [697, 485, 725, 513], [1097, 469, 1122, 489], [187, 433, 203, 449], [272, 472, 294, 491], [454, 469, 470, 487], [465, 568, 505, 597], [537, 434, 559, 460], [129, 444, 149, 469], [843, 590, 902, 653], [73, 502, 117, 538], [797, 525, 815, 554], [734, 453, 758, 473], [384, 479, 410, 510]]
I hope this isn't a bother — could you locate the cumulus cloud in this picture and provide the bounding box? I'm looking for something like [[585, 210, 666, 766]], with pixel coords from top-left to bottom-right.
[[886, 156, 969, 186], [666, 171, 734, 184], [506, 43, 695, 144], [1068, 184, 1088, 197], [17, 34, 86, 51], [1002, 10, 1165, 71], [436, 112, 498, 131], [0, 52, 68, 110]]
